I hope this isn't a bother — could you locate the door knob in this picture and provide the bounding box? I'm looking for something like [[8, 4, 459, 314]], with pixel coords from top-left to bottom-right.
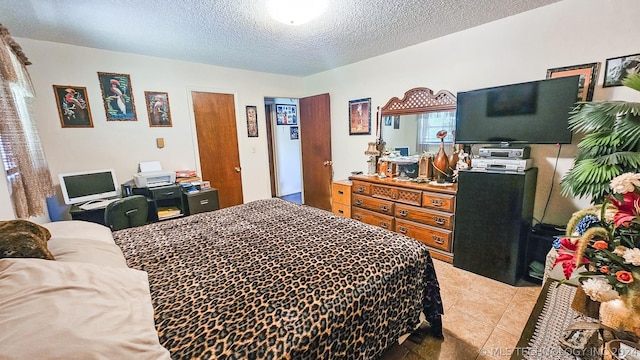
[[234, 167, 241, 172], [323, 160, 333, 166]]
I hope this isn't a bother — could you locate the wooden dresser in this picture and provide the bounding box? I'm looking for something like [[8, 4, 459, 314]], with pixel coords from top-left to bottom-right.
[[331, 180, 352, 218], [348, 174, 457, 263]]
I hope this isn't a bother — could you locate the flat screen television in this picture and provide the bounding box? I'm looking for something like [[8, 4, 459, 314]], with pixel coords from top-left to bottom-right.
[[58, 169, 119, 205], [454, 75, 580, 145]]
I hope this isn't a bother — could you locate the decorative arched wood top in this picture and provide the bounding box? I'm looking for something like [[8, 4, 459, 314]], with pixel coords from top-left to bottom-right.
[[380, 87, 456, 116]]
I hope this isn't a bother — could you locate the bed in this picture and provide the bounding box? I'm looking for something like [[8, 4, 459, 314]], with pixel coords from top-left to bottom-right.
[[0, 198, 443, 359]]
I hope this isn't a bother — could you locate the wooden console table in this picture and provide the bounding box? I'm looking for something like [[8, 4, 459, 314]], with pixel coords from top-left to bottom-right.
[[348, 174, 457, 262]]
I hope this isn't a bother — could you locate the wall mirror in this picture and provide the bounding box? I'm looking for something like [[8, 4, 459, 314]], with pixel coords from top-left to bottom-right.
[[379, 87, 457, 156]]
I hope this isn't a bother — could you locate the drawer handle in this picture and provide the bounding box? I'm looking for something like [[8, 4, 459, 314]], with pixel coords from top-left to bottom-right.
[[398, 209, 409, 217], [398, 226, 408, 234], [357, 186, 366, 192], [338, 209, 344, 214], [432, 235, 445, 245], [380, 204, 390, 212], [338, 190, 344, 195], [380, 221, 390, 229], [353, 214, 362, 221], [433, 216, 446, 225], [200, 199, 209, 205], [354, 199, 363, 206], [430, 199, 444, 207], [163, 191, 175, 196]]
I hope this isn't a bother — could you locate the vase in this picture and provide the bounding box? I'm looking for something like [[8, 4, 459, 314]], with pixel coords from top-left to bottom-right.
[[448, 144, 459, 174], [432, 140, 449, 182]]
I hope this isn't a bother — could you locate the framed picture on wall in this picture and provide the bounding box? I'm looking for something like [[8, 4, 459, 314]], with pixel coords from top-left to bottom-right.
[[290, 126, 299, 140], [97, 72, 137, 121], [546, 62, 600, 102], [603, 53, 640, 87], [276, 104, 297, 125], [393, 116, 400, 129], [384, 116, 392, 126], [52, 85, 94, 128], [144, 91, 172, 127], [348, 97, 371, 135], [246, 105, 258, 137]]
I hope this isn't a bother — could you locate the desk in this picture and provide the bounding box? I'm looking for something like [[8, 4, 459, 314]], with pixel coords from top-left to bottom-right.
[[69, 206, 107, 226]]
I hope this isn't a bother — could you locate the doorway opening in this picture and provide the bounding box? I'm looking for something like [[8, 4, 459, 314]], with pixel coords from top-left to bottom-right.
[[264, 97, 302, 204]]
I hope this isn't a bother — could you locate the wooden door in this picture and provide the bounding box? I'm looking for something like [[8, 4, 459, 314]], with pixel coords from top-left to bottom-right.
[[299, 93, 332, 211], [265, 104, 277, 197], [192, 91, 243, 208]]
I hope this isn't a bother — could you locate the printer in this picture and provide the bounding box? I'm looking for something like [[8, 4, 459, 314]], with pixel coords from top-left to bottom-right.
[[133, 161, 176, 188]]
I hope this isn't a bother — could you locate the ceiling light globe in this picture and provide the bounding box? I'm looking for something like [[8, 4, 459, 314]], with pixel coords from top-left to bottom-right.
[[266, 0, 329, 26]]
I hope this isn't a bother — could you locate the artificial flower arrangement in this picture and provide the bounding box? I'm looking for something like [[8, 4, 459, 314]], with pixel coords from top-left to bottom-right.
[[554, 172, 640, 309]]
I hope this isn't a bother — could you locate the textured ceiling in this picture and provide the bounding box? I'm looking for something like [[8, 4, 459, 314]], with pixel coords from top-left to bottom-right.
[[0, 0, 561, 76]]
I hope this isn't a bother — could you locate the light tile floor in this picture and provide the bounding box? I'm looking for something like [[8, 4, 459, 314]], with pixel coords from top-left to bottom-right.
[[379, 259, 542, 360]]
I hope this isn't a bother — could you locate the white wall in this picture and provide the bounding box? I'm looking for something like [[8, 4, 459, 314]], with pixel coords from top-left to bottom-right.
[[271, 98, 302, 196], [304, 0, 640, 225], [0, 39, 304, 218]]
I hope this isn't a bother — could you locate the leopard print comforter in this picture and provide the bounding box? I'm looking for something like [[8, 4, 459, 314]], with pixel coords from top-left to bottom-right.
[[113, 198, 443, 360]]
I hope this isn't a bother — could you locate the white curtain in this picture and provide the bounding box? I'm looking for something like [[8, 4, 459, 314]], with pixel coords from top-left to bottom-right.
[[0, 24, 54, 218]]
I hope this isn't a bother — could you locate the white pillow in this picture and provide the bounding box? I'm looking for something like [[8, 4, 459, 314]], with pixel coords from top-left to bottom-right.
[[0, 258, 171, 360], [43, 220, 114, 244], [47, 237, 128, 268]]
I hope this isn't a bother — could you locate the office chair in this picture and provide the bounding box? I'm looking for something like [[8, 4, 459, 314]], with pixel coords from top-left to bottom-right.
[[104, 195, 149, 231]]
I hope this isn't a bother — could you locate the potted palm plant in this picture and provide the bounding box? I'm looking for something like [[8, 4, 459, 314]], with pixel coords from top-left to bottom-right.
[[560, 74, 640, 204]]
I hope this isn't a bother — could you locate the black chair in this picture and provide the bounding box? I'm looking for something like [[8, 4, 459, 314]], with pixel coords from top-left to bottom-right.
[[104, 195, 149, 231]]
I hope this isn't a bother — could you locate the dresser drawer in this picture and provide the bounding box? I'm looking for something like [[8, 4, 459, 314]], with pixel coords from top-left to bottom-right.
[[395, 219, 452, 252], [332, 202, 351, 218], [395, 204, 454, 230], [352, 207, 394, 231], [352, 194, 395, 215], [150, 185, 181, 200], [422, 191, 455, 212], [332, 181, 352, 205], [351, 181, 371, 195]]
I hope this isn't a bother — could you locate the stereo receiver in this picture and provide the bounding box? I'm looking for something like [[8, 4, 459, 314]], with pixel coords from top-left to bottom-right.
[[478, 146, 530, 159]]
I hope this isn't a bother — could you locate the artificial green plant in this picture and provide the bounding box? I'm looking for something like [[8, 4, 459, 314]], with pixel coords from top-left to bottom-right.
[[560, 73, 640, 204]]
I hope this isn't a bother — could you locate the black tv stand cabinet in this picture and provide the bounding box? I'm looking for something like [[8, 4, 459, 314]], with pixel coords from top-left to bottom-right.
[[453, 168, 538, 285]]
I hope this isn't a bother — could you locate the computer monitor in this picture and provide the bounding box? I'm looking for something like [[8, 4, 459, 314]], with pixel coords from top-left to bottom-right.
[[58, 169, 119, 205], [394, 146, 410, 156]]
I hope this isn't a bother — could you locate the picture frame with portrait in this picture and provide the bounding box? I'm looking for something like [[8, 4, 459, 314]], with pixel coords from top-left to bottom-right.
[[290, 126, 299, 140], [246, 105, 258, 137], [546, 62, 600, 101], [52, 85, 94, 128], [144, 91, 172, 127], [604, 53, 640, 87], [97, 72, 137, 121], [349, 97, 371, 135]]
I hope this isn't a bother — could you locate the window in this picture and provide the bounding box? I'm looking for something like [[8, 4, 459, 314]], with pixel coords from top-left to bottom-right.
[[417, 110, 456, 144]]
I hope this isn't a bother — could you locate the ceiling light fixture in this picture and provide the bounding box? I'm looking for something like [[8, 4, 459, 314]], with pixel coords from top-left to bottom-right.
[[266, 0, 329, 26]]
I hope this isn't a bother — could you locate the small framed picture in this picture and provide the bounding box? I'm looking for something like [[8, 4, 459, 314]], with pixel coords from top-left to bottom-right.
[[97, 72, 137, 121], [384, 116, 392, 126], [349, 97, 371, 135], [246, 105, 258, 137], [52, 85, 94, 128], [604, 53, 640, 87], [200, 181, 211, 191], [276, 104, 297, 125], [290, 126, 299, 140], [393, 116, 400, 129], [144, 91, 172, 127], [546, 62, 600, 102]]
